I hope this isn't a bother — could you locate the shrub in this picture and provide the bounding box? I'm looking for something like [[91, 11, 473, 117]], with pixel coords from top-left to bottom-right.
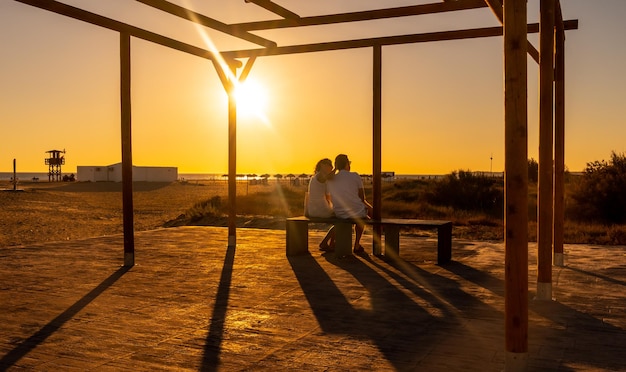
[[528, 158, 539, 183], [569, 151, 626, 224], [425, 170, 504, 218], [187, 196, 222, 221]]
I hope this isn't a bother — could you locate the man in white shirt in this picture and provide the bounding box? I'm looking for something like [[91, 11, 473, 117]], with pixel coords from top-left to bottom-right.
[[327, 154, 372, 253]]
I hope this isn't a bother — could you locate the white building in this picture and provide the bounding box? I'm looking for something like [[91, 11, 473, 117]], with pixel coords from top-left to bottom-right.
[[77, 163, 178, 182]]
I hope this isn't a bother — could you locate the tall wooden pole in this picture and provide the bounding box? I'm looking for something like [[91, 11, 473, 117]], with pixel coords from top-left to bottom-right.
[[120, 32, 135, 267], [372, 44, 383, 255], [227, 64, 237, 248], [537, 0, 555, 300], [554, 22, 565, 266], [504, 0, 528, 369]]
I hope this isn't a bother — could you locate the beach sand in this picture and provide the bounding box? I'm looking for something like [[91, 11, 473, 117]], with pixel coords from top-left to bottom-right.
[[0, 180, 259, 248]]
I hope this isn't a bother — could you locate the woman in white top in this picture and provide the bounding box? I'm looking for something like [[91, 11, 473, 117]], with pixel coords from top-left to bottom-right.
[[306, 158, 335, 250]]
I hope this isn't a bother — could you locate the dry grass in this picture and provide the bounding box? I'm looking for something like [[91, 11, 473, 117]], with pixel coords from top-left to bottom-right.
[[3, 178, 626, 247]]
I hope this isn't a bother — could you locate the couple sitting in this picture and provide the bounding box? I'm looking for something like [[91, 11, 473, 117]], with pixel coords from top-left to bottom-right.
[[305, 154, 373, 254]]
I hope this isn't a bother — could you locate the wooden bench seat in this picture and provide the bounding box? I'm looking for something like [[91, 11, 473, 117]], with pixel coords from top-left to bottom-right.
[[286, 216, 452, 264]]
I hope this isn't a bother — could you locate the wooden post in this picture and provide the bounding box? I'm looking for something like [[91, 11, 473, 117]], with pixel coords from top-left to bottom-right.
[[227, 64, 237, 248], [120, 32, 135, 267], [537, 0, 555, 300], [12, 159, 17, 191], [554, 20, 565, 267], [372, 44, 383, 255], [504, 0, 528, 369]]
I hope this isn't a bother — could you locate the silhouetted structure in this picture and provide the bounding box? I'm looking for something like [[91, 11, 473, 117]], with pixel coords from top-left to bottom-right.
[[45, 149, 65, 182], [14, 1, 579, 369]]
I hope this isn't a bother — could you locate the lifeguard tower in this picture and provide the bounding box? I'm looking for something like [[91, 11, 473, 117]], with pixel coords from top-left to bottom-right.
[[45, 149, 65, 182]]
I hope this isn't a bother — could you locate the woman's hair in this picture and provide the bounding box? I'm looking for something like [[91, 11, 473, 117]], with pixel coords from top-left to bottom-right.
[[314, 158, 333, 173]]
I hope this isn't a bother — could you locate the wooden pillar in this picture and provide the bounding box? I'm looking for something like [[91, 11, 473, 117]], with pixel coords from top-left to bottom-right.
[[12, 159, 17, 191], [227, 64, 237, 248], [504, 0, 528, 369], [537, 0, 555, 300], [120, 32, 135, 267], [553, 21, 565, 267], [372, 44, 383, 255]]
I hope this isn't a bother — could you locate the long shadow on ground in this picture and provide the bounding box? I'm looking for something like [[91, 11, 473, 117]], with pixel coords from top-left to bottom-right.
[[289, 252, 449, 370], [0, 266, 131, 369]]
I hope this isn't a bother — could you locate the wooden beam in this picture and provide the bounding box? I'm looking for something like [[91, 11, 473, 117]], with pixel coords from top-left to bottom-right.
[[537, 0, 555, 300], [231, 0, 488, 31], [135, 0, 276, 48], [555, 0, 565, 33], [554, 23, 565, 266], [15, 0, 241, 91], [372, 45, 383, 256], [15, 1, 236, 72], [238, 56, 257, 83], [227, 63, 237, 248], [244, 0, 300, 20], [223, 20, 578, 59], [120, 32, 135, 267], [484, 0, 539, 63], [504, 0, 529, 368]]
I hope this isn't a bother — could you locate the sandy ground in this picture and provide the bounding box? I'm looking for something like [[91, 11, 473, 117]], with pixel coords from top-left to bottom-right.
[[0, 180, 261, 247]]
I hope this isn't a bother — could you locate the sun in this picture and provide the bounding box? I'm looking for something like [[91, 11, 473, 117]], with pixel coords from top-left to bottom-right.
[[234, 78, 269, 124]]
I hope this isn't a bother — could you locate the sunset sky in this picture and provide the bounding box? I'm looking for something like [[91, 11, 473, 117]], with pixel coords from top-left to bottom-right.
[[1, 0, 625, 175]]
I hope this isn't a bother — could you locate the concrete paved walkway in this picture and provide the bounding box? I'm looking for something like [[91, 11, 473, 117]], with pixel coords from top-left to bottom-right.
[[0, 226, 624, 371]]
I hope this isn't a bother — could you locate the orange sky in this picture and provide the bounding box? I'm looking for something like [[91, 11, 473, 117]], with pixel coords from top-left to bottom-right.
[[1, 1, 626, 175]]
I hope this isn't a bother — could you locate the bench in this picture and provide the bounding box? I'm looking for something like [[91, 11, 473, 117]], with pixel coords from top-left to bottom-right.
[[286, 216, 452, 264]]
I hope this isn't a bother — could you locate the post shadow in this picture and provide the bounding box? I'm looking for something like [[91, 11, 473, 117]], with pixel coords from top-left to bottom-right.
[[201, 244, 236, 372], [440, 253, 626, 371], [360, 253, 496, 317], [0, 265, 131, 369], [289, 252, 442, 369]]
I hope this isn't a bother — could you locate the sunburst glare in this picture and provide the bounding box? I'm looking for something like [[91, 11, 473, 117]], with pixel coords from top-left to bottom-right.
[[233, 78, 270, 125]]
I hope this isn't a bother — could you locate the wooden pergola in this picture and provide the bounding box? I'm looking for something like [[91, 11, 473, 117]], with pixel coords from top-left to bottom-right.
[[13, 0, 578, 369]]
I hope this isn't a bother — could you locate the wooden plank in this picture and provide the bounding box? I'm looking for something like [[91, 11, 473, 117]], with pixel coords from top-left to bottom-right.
[[286, 216, 451, 227]]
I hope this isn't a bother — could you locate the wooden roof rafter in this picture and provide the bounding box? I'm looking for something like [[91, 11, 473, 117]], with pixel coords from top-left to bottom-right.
[[234, 0, 488, 31], [244, 0, 300, 20], [483, 0, 539, 62], [221, 20, 578, 59], [13, 0, 234, 87], [134, 0, 277, 48]]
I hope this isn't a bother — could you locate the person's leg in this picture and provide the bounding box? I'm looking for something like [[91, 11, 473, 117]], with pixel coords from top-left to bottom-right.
[[354, 223, 364, 252]]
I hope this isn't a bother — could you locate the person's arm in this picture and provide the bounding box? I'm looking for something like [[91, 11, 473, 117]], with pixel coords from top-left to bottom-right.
[[358, 188, 373, 218]]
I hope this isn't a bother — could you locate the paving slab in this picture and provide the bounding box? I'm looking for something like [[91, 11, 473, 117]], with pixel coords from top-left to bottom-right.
[[0, 226, 625, 371]]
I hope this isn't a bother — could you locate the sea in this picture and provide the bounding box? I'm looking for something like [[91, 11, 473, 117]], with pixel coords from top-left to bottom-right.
[[0, 172, 503, 182]]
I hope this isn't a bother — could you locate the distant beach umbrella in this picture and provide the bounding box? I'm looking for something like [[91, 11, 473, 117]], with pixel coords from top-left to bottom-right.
[[298, 173, 309, 179], [260, 173, 270, 179], [286, 173, 295, 179], [247, 173, 257, 179], [273, 174, 283, 179]]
